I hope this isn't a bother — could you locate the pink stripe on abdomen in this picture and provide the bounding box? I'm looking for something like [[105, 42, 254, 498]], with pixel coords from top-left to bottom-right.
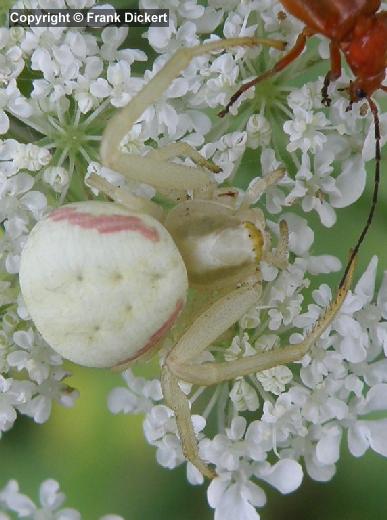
[[115, 299, 185, 367], [49, 207, 159, 241]]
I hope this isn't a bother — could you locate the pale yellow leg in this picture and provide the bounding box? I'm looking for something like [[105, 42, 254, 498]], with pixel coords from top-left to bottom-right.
[[241, 167, 286, 208], [161, 252, 354, 478], [147, 142, 221, 174], [161, 367, 215, 479], [86, 173, 164, 221], [162, 279, 262, 478], [276, 220, 289, 265], [100, 37, 285, 193], [264, 219, 289, 269], [146, 142, 221, 201], [167, 257, 355, 386], [167, 280, 262, 366], [100, 153, 216, 194]]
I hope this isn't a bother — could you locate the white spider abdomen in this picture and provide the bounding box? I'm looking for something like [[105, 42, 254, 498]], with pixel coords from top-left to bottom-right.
[[19, 201, 188, 368]]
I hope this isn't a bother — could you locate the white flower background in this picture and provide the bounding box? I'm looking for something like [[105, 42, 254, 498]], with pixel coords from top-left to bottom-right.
[[0, 0, 387, 518]]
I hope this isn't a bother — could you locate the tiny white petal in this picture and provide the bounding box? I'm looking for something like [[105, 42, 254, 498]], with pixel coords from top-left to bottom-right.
[[329, 156, 366, 208], [354, 256, 378, 304], [306, 255, 341, 275], [99, 516, 125, 520], [0, 111, 9, 134], [207, 477, 229, 508], [316, 426, 342, 464], [258, 459, 303, 494], [361, 384, 387, 413], [365, 419, 387, 457], [348, 422, 369, 457], [187, 462, 204, 486], [39, 479, 64, 509], [377, 272, 387, 318]]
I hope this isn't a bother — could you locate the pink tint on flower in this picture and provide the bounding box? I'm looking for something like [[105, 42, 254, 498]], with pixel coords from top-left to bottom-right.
[[49, 207, 159, 241]]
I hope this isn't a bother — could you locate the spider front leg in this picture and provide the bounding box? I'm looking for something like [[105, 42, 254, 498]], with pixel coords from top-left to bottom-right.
[[163, 257, 355, 477], [100, 37, 285, 195]]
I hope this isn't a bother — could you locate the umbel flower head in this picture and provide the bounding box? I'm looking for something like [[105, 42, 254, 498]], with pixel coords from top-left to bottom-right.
[[0, 478, 124, 519], [1, 0, 387, 518]]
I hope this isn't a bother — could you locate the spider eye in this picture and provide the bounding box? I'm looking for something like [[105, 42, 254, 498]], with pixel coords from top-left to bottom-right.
[[355, 88, 366, 100]]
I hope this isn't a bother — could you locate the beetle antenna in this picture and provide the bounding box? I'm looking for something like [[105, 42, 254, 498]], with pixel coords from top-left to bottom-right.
[[339, 97, 381, 287]]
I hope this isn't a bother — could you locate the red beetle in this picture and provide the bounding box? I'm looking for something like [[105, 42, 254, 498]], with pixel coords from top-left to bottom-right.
[[220, 0, 387, 285]]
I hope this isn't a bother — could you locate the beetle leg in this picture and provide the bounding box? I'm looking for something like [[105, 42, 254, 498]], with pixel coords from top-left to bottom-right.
[[219, 28, 314, 117], [321, 41, 342, 107], [339, 98, 381, 288]]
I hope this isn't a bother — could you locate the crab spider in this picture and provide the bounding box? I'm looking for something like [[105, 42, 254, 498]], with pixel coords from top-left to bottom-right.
[[19, 37, 355, 479]]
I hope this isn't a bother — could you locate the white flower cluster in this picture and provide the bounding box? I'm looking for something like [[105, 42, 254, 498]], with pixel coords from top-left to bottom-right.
[[0, 317, 78, 432], [1, 0, 387, 519], [0, 139, 49, 274], [283, 80, 387, 227], [110, 256, 387, 519], [0, 478, 123, 519], [0, 136, 77, 432]]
